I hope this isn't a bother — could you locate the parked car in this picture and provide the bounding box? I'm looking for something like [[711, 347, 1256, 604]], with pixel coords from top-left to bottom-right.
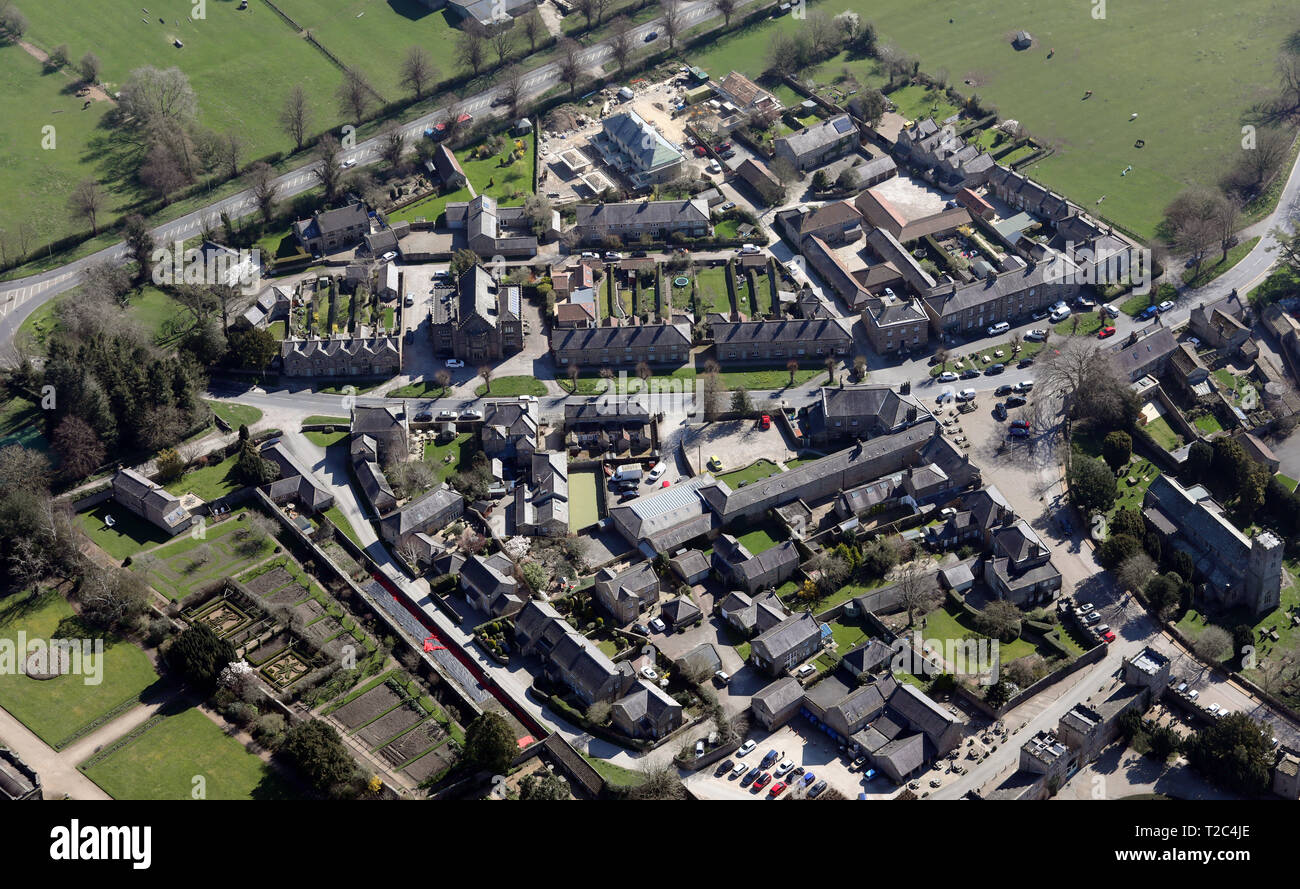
[[960, 368, 980, 380], [641, 665, 659, 681], [1158, 300, 1175, 313], [580, 251, 600, 259], [1008, 426, 1030, 438], [414, 411, 433, 423], [986, 321, 1011, 336], [644, 30, 658, 41], [720, 201, 736, 211], [1030, 308, 1050, 321], [649, 617, 666, 633], [646, 461, 667, 483], [742, 767, 760, 786], [938, 371, 959, 383], [707, 159, 722, 173], [1101, 630, 1116, 643], [1010, 419, 1032, 430], [993, 402, 1007, 421], [737, 740, 756, 757], [760, 749, 779, 769], [1075, 295, 1096, 308], [984, 363, 1005, 375], [1138, 305, 1159, 320], [1103, 303, 1121, 318], [1024, 329, 1048, 342], [1085, 611, 1102, 624], [445, 359, 464, 368], [632, 622, 650, 636], [1018, 358, 1035, 368], [957, 388, 977, 402], [994, 385, 1014, 397], [753, 771, 772, 790], [808, 779, 828, 798], [714, 670, 731, 687], [436, 409, 458, 420], [1005, 394, 1027, 408], [731, 761, 748, 778], [695, 739, 706, 757], [1097, 325, 1117, 339], [1013, 380, 1034, 393], [768, 781, 787, 798], [935, 390, 955, 404], [1187, 689, 1199, 701], [707, 455, 723, 471], [774, 759, 795, 777], [1206, 703, 1221, 716], [693, 145, 707, 157], [795, 664, 815, 678], [715, 759, 734, 776], [1049, 307, 1071, 323]]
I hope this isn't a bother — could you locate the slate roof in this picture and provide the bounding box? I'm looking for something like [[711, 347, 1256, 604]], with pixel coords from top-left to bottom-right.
[[378, 485, 463, 539], [709, 318, 853, 347], [602, 111, 683, 170], [551, 323, 691, 353], [751, 612, 821, 664], [574, 199, 708, 230], [777, 114, 856, 158]]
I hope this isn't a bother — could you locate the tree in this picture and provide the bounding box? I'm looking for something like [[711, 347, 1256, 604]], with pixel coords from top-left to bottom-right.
[[628, 765, 687, 800], [1116, 552, 1156, 596], [975, 600, 1022, 643], [1184, 712, 1272, 794], [0, 4, 26, 39], [234, 431, 280, 486], [701, 362, 724, 421], [661, 0, 683, 50], [122, 214, 155, 285], [1069, 455, 1117, 514], [435, 368, 453, 394], [458, 23, 488, 77], [155, 448, 185, 483], [1163, 188, 1224, 275], [984, 679, 1013, 708], [379, 121, 406, 170], [463, 712, 516, 775], [609, 16, 635, 72], [730, 387, 753, 417], [852, 89, 887, 126], [1194, 625, 1233, 664], [766, 30, 808, 75], [519, 770, 571, 800], [558, 39, 584, 96], [119, 66, 197, 128], [1101, 430, 1132, 472], [712, 0, 736, 25], [248, 161, 279, 224], [824, 355, 837, 384], [786, 359, 799, 387], [279, 84, 311, 151], [336, 68, 375, 122], [166, 624, 237, 691], [498, 66, 527, 120], [227, 325, 280, 370], [520, 7, 544, 52], [280, 719, 360, 796], [811, 169, 831, 192], [78, 51, 101, 84], [75, 566, 150, 632], [897, 560, 937, 627], [67, 178, 106, 236], [399, 46, 436, 100], [490, 21, 516, 68], [50, 415, 105, 481], [479, 364, 493, 393], [808, 550, 851, 601], [314, 134, 345, 202], [1185, 439, 1213, 481]]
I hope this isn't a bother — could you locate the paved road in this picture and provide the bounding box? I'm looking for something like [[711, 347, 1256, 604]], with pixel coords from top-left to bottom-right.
[[0, 0, 743, 351]]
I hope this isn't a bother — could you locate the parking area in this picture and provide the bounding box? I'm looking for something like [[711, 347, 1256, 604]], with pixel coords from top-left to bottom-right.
[[667, 418, 799, 477]]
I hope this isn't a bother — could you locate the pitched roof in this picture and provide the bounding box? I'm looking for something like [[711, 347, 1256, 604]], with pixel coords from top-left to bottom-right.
[[777, 114, 856, 157], [574, 199, 708, 230], [751, 612, 821, 663], [709, 318, 853, 346], [551, 322, 691, 353]]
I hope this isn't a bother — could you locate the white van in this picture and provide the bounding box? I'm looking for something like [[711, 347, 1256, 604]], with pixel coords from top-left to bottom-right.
[[611, 467, 643, 483], [740, 243, 760, 254], [986, 321, 1011, 336]]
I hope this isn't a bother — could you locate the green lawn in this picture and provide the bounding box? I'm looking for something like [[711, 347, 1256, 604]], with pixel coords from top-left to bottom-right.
[[82, 708, 294, 800], [0, 395, 50, 456], [826, 619, 869, 654], [1182, 237, 1261, 288], [717, 459, 783, 488], [582, 754, 646, 788], [919, 605, 1036, 663], [476, 375, 548, 397], [164, 454, 241, 503], [76, 502, 175, 561], [1054, 311, 1107, 338], [423, 433, 472, 485], [459, 130, 537, 202], [324, 505, 364, 547], [387, 185, 473, 225], [130, 509, 277, 601], [303, 415, 350, 427], [569, 470, 600, 532], [931, 340, 1045, 376], [1192, 413, 1223, 435], [1140, 414, 1183, 451], [736, 524, 784, 555], [0, 591, 161, 750], [204, 400, 263, 430], [305, 429, 348, 447], [694, 267, 731, 317], [1276, 474, 1299, 494]]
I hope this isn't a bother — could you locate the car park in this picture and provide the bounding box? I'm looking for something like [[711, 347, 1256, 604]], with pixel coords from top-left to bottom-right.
[[1206, 703, 1220, 716], [1085, 611, 1102, 624], [808, 779, 828, 798], [993, 402, 1007, 421], [445, 359, 464, 368], [731, 761, 748, 778], [693, 145, 707, 156], [1098, 325, 1117, 339], [1187, 689, 1199, 700]]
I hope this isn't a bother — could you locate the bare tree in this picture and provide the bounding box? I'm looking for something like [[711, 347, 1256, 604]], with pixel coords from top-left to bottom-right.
[[609, 17, 635, 73], [458, 23, 488, 77], [897, 560, 936, 627], [498, 66, 526, 119], [67, 178, 106, 235], [520, 7, 544, 52], [248, 161, 279, 224], [214, 130, 245, 179], [1116, 552, 1156, 596], [279, 84, 311, 152], [400, 46, 437, 100], [379, 120, 407, 170], [712, 0, 736, 26], [479, 364, 494, 393], [314, 134, 345, 202], [491, 21, 516, 68], [336, 68, 375, 123], [661, 0, 683, 50], [558, 39, 585, 96]]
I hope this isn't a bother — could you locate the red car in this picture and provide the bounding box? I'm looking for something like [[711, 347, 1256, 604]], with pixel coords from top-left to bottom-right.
[[768, 781, 787, 797], [693, 145, 707, 157], [753, 771, 771, 789], [1097, 325, 1116, 339], [1102, 630, 1116, 643], [716, 141, 732, 151], [760, 414, 772, 429]]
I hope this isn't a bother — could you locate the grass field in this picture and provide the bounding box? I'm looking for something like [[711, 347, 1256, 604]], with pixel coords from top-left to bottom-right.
[[131, 509, 276, 601], [686, 0, 1296, 240], [694, 267, 731, 316], [423, 432, 472, 485], [76, 501, 175, 560], [0, 591, 160, 750], [19, 284, 190, 351], [569, 470, 599, 532], [717, 458, 783, 488], [204, 400, 263, 430], [11, 1, 347, 244], [82, 707, 294, 800], [163, 453, 240, 502], [0, 394, 49, 455], [476, 375, 547, 397]]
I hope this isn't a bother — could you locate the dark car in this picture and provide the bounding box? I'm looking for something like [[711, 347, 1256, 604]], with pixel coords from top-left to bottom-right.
[[760, 749, 779, 770], [414, 411, 433, 423], [715, 759, 735, 777], [644, 30, 658, 41], [741, 767, 760, 786], [993, 402, 1007, 421], [1030, 308, 1050, 321], [1008, 426, 1030, 438], [1005, 394, 1027, 408], [808, 779, 828, 798], [1018, 358, 1035, 368], [960, 369, 980, 380], [984, 363, 1005, 375], [618, 490, 638, 503], [632, 622, 650, 636], [994, 385, 1014, 397]]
